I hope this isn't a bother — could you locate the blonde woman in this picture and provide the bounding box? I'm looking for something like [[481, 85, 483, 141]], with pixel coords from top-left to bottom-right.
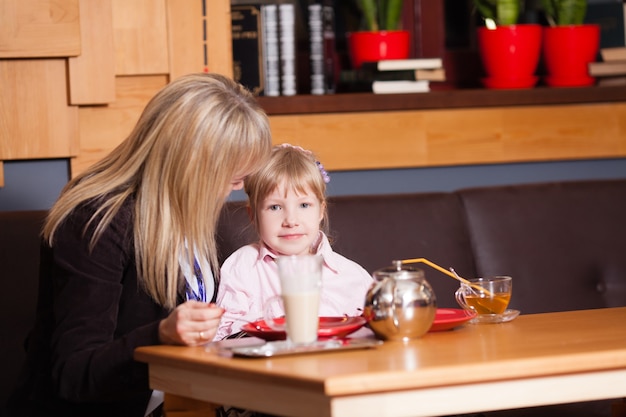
[[8, 74, 272, 417]]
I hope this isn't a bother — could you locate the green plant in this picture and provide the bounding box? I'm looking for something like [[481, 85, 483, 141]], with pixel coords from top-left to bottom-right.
[[542, 0, 587, 26], [474, 0, 522, 28], [355, 0, 404, 31]]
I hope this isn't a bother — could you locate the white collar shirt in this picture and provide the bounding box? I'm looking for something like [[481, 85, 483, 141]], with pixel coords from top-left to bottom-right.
[[214, 232, 373, 341]]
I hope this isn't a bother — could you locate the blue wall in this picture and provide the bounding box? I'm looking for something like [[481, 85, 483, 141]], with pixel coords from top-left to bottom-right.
[[3, 157, 626, 211]]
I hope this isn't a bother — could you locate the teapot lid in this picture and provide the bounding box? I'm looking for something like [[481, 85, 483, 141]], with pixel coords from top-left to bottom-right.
[[373, 260, 425, 280]]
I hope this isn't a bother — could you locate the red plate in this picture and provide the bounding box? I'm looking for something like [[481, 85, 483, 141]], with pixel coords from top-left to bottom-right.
[[429, 308, 477, 332], [242, 316, 367, 341]]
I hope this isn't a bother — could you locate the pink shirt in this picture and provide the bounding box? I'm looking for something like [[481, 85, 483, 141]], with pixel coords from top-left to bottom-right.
[[214, 233, 373, 341]]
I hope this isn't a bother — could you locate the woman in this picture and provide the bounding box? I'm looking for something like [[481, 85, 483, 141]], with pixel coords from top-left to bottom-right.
[[7, 73, 272, 417]]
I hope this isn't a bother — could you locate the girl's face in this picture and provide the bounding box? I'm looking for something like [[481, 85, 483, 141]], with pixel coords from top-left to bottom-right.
[[257, 182, 324, 256]]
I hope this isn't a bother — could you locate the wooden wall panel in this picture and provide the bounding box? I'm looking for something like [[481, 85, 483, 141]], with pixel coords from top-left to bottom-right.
[[68, 0, 116, 104], [0, 0, 81, 58], [0, 59, 78, 160], [268, 103, 626, 171], [71, 75, 168, 176], [166, 0, 205, 80], [204, 0, 233, 76], [111, 0, 169, 75]]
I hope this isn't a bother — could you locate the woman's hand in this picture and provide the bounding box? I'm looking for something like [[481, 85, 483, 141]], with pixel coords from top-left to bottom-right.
[[158, 301, 225, 346]]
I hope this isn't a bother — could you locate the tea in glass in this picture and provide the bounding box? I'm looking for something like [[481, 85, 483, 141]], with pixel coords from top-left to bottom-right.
[[455, 276, 512, 316]]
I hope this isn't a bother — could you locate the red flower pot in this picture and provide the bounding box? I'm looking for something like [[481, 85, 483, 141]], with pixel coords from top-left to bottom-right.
[[477, 24, 542, 89], [542, 24, 600, 87], [347, 30, 410, 69]]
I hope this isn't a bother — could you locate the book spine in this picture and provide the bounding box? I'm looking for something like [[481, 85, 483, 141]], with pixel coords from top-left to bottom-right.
[[308, 4, 324, 95], [371, 80, 430, 94], [262, 4, 280, 97], [321, 2, 336, 94], [278, 3, 297, 96], [231, 5, 265, 95], [308, 2, 336, 95]]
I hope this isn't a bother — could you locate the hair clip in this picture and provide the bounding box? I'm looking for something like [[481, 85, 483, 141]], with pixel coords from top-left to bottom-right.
[[316, 161, 330, 184]]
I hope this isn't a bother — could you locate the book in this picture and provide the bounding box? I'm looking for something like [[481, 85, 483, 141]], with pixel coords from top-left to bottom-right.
[[588, 60, 626, 77], [231, 4, 265, 95], [362, 58, 443, 72], [415, 68, 446, 82], [278, 3, 297, 96], [372, 80, 430, 94], [584, 1, 625, 49], [307, 0, 336, 95], [601, 47, 626, 62], [597, 75, 626, 86], [338, 66, 445, 87], [261, 4, 280, 96]]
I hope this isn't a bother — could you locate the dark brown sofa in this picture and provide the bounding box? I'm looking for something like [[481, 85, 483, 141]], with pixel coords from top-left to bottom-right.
[[3, 179, 626, 415]]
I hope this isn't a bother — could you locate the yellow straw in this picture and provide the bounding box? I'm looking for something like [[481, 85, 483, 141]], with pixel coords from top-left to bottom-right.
[[398, 258, 494, 297]]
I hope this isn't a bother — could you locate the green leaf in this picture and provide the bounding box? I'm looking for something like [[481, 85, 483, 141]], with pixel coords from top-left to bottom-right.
[[497, 0, 520, 25], [356, 0, 379, 31], [541, 0, 587, 26], [474, 0, 520, 26], [557, 0, 587, 25], [385, 0, 403, 30]]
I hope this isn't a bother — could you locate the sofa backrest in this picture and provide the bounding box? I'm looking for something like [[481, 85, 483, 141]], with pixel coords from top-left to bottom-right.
[[459, 179, 626, 314]]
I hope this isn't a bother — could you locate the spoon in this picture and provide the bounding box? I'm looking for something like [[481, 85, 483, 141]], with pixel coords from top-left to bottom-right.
[[449, 267, 494, 297]]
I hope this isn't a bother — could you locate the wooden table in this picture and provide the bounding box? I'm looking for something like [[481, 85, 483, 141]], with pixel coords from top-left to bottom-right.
[[135, 307, 626, 417]]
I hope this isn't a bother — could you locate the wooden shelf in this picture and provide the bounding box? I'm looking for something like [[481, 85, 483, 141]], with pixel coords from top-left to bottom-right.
[[257, 85, 626, 115]]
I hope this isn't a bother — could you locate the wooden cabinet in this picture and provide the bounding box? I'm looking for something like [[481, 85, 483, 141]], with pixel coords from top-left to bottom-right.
[[0, 0, 625, 187]]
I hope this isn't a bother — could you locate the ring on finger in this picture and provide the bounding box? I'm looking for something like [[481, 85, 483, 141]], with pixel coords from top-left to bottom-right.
[[199, 330, 207, 340]]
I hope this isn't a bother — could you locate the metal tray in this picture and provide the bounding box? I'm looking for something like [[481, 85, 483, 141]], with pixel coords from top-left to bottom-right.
[[225, 338, 383, 358]]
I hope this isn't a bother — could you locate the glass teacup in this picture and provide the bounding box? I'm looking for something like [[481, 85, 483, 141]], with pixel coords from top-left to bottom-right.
[[455, 276, 512, 315]]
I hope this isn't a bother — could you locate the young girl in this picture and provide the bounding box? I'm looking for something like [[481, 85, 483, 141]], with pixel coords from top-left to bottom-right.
[[215, 144, 373, 340]]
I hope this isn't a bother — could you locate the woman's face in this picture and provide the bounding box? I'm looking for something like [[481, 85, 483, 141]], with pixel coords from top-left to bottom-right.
[[257, 182, 324, 256]]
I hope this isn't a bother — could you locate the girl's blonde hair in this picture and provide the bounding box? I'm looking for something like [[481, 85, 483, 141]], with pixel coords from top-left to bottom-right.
[[44, 73, 272, 309], [244, 144, 329, 234]]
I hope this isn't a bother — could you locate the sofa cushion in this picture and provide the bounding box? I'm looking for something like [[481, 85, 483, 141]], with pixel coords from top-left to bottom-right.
[[0, 210, 47, 410], [459, 179, 626, 314]]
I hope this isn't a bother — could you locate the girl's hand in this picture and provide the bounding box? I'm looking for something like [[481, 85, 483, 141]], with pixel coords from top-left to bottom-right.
[[159, 301, 225, 346]]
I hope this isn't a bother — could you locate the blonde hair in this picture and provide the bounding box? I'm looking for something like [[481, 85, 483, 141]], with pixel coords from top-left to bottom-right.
[[244, 144, 329, 234], [44, 73, 272, 309]]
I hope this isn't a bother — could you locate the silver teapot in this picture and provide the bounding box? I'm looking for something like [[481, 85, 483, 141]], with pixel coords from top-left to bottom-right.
[[363, 260, 437, 341]]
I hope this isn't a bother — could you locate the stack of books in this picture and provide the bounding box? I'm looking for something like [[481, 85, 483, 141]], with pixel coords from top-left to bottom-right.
[[589, 46, 626, 86], [338, 58, 444, 94]]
